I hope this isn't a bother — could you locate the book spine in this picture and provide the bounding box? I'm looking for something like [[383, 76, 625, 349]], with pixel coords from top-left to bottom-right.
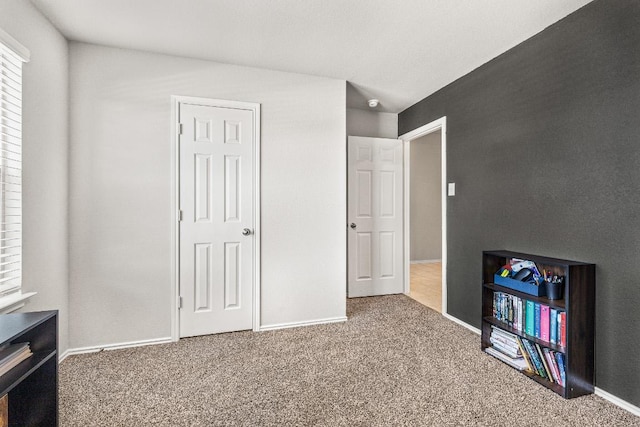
[[491, 325, 518, 339], [517, 298, 523, 331], [0, 394, 6, 427], [515, 336, 534, 373], [549, 350, 562, 385], [485, 347, 527, 371], [509, 295, 515, 327], [535, 343, 553, 382], [560, 311, 567, 347], [550, 308, 558, 344], [540, 304, 550, 342], [543, 348, 560, 383], [525, 301, 535, 336], [555, 352, 566, 387], [503, 293, 508, 324], [490, 341, 520, 359], [489, 336, 520, 353], [522, 339, 546, 378], [489, 334, 514, 346], [493, 292, 497, 319], [534, 303, 541, 338]]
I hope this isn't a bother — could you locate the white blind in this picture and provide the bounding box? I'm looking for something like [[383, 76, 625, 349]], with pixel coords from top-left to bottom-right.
[[0, 42, 23, 297]]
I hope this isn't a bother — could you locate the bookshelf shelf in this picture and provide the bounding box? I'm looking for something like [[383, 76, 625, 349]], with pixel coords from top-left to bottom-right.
[[522, 369, 565, 395], [483, 316, 566, 353], [483, 283, 566, 310], [0, 311, 58, 426], [481, 250, 595, 399]]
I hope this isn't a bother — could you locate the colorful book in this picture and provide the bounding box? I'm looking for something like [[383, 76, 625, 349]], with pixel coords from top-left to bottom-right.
[[557, 311, 563, 344], [555, 352, 566, 387], [522, 339, 546, 378], [493, 293, 497, 319], [525, 300, 535, 336], [509, 295, 515, 326], [550, 308, 558, 344], [549, 350, 563, 386], [560, 311, 567, 347], [515, 336, 534, 373], [534, 303, 541, 338], [543, 348, 560, 383], [517, 299, 523, 331], [540, 304, 550, 342], [535, 343, 553, 382]]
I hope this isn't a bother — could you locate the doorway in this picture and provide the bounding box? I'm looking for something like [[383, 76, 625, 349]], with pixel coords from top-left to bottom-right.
[[171, 96, 261, 340], [407, 131, 442, 312], [400, 117, 447, 315]]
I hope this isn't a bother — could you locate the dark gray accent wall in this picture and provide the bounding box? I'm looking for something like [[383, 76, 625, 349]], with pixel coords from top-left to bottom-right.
[[399, 0, 640, 406]]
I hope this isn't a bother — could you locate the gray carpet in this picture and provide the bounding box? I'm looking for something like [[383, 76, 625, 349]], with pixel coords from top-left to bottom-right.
[[60, 295, 639, 426]]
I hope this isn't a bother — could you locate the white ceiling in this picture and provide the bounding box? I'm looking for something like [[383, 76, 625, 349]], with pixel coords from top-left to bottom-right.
[[30, 0, 592, 113]]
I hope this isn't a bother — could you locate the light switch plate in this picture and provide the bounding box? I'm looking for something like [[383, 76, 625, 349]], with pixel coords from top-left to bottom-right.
[[448, 182, 456, 196]]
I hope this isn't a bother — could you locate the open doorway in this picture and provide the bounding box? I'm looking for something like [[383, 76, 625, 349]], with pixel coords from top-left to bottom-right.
[[408, 131, 442, 312], [400, 117, 447, 315]]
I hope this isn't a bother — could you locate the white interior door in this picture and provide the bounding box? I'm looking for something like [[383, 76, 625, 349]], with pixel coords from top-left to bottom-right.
[[179, 102, 255, 337], [348, 136, 403, 297]]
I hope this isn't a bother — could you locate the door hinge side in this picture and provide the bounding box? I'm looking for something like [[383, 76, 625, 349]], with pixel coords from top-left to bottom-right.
[[178, 123, 184, 135], [178, 210, 184, 221], [178, 296, 183, 309]]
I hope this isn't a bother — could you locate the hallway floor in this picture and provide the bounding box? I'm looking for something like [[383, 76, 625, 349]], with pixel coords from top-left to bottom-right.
[[409, 262, 442, 313]]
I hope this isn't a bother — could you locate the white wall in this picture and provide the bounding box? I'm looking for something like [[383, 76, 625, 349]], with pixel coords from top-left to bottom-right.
[[410, 131, 441, 261], [68, 43, 346, 348], [347, 108, 397, 139], [0, 1, 70, 352]]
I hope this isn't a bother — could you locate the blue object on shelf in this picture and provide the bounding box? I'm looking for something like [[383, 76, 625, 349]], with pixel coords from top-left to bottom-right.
[[494, 274, 547, 297]]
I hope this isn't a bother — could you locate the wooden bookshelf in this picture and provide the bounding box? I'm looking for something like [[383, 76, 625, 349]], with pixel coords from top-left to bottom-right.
[[481, 250, 595, 399], [0, 311, 58, 426]]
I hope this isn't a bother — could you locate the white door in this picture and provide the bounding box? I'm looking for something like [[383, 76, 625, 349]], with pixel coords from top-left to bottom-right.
[[179, 102, 255, 337], [348, 136, 404, 297]]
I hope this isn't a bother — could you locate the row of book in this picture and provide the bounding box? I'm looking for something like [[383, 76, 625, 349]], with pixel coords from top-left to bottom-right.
[[493, 291, 566, 346], [0, 342, 32, 377], [486, 326, 566, 386]]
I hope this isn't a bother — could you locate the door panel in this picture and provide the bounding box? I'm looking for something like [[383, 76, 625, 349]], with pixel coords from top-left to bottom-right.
[[348, 136, 403, 297], [179, 103, 254, 337]]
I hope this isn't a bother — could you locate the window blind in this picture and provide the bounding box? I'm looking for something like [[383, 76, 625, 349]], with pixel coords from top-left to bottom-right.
[[0, 42, 23, 297]]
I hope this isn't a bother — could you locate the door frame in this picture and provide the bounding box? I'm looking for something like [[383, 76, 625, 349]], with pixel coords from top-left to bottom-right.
[[170, 95, 261, 341], [399, 116, 447, 315]]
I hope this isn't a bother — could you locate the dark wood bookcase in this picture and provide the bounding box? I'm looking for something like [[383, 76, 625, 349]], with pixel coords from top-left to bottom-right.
[[481, 250, 595, 398], [0, 310, 58, 426]]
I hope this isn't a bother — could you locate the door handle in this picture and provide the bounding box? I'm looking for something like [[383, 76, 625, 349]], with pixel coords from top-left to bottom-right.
[[242, 228, 252, 236], [350, 223, 357, 229]]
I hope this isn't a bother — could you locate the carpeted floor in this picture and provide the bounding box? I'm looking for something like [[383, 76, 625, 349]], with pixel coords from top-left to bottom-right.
[[60, 295, 640, 426]]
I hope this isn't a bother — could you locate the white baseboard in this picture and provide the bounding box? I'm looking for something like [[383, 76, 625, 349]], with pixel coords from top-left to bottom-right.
[[442, 312, 481, 335], [259, 316, 347, 332], [595, 387, 640, 417], [410, 259, 442, 264], [59, 337, 173, 362], [58, 350, 70, 363]]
